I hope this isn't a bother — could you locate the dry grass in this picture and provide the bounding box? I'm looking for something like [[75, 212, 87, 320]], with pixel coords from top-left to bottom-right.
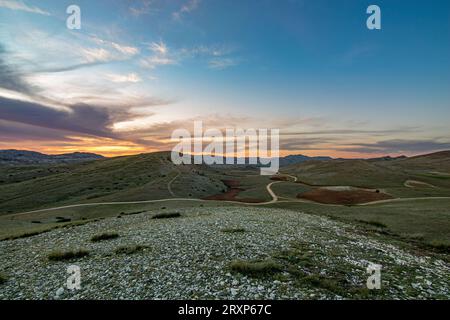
[[221, 227, 246, 233], [91, 232, 119, 242], [48, 249, 89, 261], [114, 244, 149, 255], [0, 273, 7, 284], [229, 259, 282, 277], [151, 212, 181, 219]]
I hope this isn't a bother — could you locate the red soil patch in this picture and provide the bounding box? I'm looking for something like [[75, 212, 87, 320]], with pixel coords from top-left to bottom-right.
[[222, 180, 241, 188], [204, 188, 244, 201], [297, 189, 393, 205], [270, 176, 289, 181], [203, 180, 265, 203]]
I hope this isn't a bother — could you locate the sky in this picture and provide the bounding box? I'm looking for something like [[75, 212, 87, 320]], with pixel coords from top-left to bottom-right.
[[0, 0, 449, 158]]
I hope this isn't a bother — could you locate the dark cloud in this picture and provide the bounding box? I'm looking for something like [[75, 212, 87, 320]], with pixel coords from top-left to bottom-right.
[[0, 96, 127, 139], [343, 139, 450, 154], [0, 44, 36, 95], [280, 137, 335, 150], [280, 128, 419, 136], [0, 119, 77, 142]]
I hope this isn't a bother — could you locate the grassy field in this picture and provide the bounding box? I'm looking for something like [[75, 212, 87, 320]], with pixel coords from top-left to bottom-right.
[[266, 199, 450, 251], [1, 150, 449, 257], [0, 152, 228, 215], [0, 199, 239, 240]]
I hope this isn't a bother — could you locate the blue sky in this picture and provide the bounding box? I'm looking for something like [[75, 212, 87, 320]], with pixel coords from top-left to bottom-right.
[[0, 0, 449, 157]]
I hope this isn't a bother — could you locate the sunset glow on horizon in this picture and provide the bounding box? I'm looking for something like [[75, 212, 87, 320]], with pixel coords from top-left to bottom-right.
[[1, 0, 449, 159]]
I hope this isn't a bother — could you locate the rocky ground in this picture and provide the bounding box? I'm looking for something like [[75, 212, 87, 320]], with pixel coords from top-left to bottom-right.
[[0, 207, 449, 300]]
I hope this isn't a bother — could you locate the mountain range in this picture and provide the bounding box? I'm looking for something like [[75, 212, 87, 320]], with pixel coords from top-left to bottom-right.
[[0, 150, 104, 165]]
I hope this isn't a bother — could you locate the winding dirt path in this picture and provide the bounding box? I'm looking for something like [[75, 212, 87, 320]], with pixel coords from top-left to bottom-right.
[[167, 169, 181, 197], [5, 174, 449, 217]]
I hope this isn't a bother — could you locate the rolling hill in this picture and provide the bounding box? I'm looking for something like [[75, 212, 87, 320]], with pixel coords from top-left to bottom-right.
[[1, 149, 449, 216], [0, 151, 229, 215], [0, 150, 104, 165]]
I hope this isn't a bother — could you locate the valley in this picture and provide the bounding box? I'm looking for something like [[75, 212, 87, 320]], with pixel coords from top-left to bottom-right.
[[0, 150, 449, 299]]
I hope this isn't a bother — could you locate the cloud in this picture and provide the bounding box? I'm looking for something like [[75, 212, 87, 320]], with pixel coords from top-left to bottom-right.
[[0, 0, 50, 15], [111, 43, 140, 56], [0, 96, 126, 138], [140, 56, 177, 69], [280, 128, 419, 136], [180, 44, 235, 58], [81, 48, 115, 63], [0, 119, 77, 142], [172, 0, 201, 20], [142, 40, 238, 70], [149, 41, 168, 55], [342, 139, 450, 154], [129, 0, 154, 17], [208, 58, 238, 70], [88, 35, 140, 58], [141, 40, 177, 68], [36, 62, 107, 73], [0, 44, 35, 95], [105, 73, 142, 83], [280, 137, 338, 151]]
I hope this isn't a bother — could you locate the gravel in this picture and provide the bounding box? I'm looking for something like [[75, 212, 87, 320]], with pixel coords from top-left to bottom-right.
[[0, 207, 449, 300]]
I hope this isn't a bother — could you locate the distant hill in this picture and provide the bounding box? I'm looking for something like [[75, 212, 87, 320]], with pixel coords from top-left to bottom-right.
[[380, 150, 450, 172], [0, 150, 104, 165], [0, 151, 228, 214], [205, 154, 332, 167], [281, 150, 450, 189], [367, 155, 407, 162], [279, 154, 332, 166]]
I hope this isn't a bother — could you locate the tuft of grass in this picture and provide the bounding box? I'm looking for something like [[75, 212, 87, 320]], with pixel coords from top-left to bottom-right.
[[428, 240, 450, 254], [1, 219, 95, 241], [0, 273, 7, 285], [91, 232, 119, 242], [356, 220, 387, 229], [114, 244, 149, 255], [120, 211, 145, 216], [56, 217, 71, 223], [48, 249, 89, 261], [4, 230, 47, 240], [272, 242, 375, 298], [221, 227, 246, 233], [229, 259, 283, 277], [152, 212, 181, 219]]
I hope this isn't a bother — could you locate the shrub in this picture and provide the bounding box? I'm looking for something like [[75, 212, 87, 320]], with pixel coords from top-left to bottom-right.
[[229, 259, 282, 277], [357, 220, 387, 228], [152, 212, 181, 219], [428, 241, 450, 253], [221, 227, 246, 233], [91, 232, 119, 242], [48, 249, 89, 261], [0, 273, 7, 284], [115, 245, 148, 255]]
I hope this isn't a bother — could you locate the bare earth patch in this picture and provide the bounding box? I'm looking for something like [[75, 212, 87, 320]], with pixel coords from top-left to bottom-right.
[[298, 188, 393, 205], [203, 180, 264, 203]]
